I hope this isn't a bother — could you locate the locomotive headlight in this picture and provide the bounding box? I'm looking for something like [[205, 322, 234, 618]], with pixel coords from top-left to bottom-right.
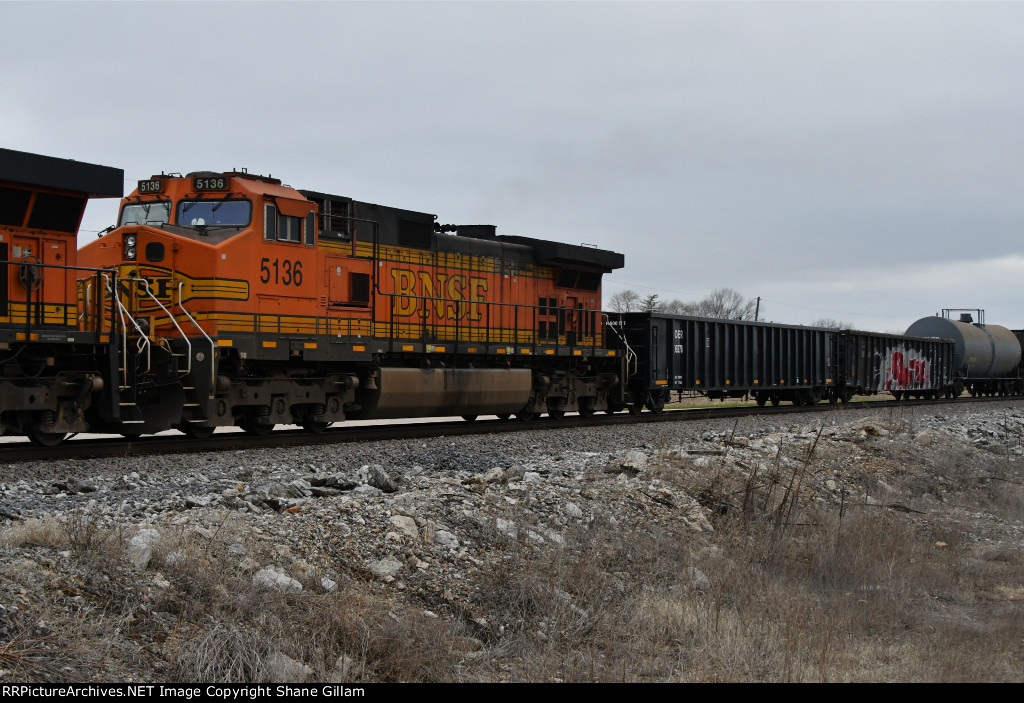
[[126, 234, 137, 247], [125, 246, 136, 260], [124, 234, 137, 260]]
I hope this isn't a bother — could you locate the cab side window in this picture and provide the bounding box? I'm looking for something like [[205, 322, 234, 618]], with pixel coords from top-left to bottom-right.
[[264, 204, 312, 245]]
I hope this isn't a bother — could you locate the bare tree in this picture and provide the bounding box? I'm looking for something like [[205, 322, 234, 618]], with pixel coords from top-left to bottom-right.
[[692, 288, 759, 320], [660, 298, 695, 315], [607, 287, 756, 320], [607, 289, 642, 312], [810, 317, 854, 329]]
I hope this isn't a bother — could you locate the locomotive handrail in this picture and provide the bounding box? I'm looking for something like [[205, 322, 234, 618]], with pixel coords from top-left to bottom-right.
[[103, 274, 152, 385], [4, 258, 119, 330], [126, 277, 193, 378], [176, 279, 216, 391], [376, 288, 603, 352], [79, 279, 93, 324], [604, 313, 638, 378]]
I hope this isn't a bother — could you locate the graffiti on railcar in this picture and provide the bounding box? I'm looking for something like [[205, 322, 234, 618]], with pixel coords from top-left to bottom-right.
[[881, 348, 930, 390]]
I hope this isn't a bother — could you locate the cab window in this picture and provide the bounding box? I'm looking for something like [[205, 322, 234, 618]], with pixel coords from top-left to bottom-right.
[[176, 199, 251, 227]]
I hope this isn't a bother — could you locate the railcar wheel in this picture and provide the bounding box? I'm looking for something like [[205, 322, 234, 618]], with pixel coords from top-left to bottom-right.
[[892, 391, 902, 401], [26, 428, 67, 447], [770, 396, 781, 407], [495, 414, 511, 420], [645, 396, 666, 414], [179, 424, 215, 439], [755, 392, 767, 407], [462, 415, 478, 422], [301, 420, 331, 433], [629, 402, 644, 416]]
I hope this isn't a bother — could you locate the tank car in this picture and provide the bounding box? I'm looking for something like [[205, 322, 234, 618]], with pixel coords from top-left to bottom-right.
[[76, 170, 625, 438], [905, 309, 1023, 396], [0, 148, 124, 444]]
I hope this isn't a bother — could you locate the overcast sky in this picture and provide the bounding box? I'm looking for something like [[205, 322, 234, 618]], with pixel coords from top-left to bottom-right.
[[4, 1, 1023, 332]]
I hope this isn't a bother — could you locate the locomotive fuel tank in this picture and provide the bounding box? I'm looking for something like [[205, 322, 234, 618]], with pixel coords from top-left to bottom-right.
[[905, 315, 1021, 378]]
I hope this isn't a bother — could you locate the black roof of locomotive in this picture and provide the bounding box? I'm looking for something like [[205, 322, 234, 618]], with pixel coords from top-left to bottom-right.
[[301, 189, 623, 273], [0, 148, 123, 198]]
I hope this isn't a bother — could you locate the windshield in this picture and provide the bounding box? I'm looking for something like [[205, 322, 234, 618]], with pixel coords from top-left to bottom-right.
[[177, 199, 251, 227], [119, 201, 171, 227]]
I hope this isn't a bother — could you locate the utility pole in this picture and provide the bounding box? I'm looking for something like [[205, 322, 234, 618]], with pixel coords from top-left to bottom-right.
[[754, 296, 760, 322]]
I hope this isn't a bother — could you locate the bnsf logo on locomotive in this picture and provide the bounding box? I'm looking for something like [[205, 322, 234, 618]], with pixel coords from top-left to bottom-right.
[[390, 268, 489, 321]]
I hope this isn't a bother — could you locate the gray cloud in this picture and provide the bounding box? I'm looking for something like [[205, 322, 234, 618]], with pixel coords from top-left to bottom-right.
[[4, 1, 1024, 332]]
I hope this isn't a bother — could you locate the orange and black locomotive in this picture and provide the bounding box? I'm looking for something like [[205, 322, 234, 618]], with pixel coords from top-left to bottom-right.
[[76, 168, 625, 438], [0, 149, 123, 444]]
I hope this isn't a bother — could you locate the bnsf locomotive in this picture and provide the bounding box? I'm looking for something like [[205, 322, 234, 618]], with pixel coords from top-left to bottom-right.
[[2, 148, 1023, 446], [0, 149, 123, 445], [75, 166, 625, 440]]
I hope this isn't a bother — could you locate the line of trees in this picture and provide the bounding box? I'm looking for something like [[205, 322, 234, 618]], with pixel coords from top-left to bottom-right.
[[607, 287, 760, 320]]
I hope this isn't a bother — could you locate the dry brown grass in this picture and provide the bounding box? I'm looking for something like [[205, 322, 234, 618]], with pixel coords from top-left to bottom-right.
[[472, 444, 1024, 682]]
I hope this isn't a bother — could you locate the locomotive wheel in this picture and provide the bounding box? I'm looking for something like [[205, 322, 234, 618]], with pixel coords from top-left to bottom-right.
[[495, 414, 511, 420], [516, 411, 538, 422], [462, 415, 478, 422], [547, 409, 565, 419], [629, 402, 644, 416], [26, 428, 67, 447], [179, 424, 215, 439], [239, 416, 275, 436], [578, 398, 596, 418], [301, 420, 331, 433]]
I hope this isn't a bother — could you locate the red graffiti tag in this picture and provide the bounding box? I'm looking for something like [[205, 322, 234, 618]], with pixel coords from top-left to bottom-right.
[[886, 351, 929, 390]]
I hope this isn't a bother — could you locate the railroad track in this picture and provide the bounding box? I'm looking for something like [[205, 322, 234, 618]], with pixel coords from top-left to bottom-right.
[[0, 395, 1017, 465]]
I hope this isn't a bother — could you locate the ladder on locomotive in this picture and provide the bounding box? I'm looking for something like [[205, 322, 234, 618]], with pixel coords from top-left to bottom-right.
[[104, 275, 214, 425]]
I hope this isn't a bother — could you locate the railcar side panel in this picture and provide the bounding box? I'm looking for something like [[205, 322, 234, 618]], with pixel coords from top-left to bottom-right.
[[837, 331, 955, 398], [610, 312, 833, 408]]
